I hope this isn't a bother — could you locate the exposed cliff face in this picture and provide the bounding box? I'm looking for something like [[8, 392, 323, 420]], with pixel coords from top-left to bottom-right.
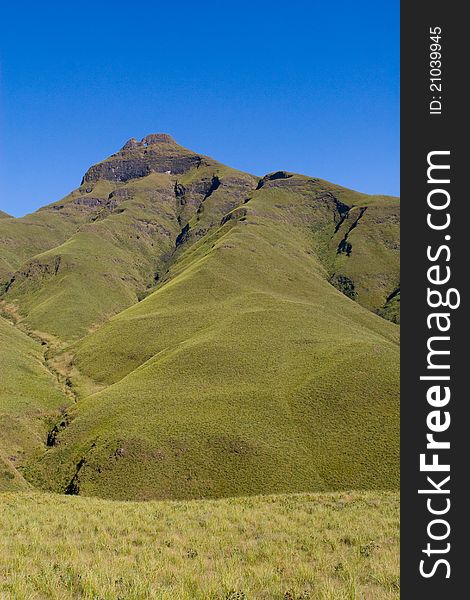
[[81, 134, 213, 184]]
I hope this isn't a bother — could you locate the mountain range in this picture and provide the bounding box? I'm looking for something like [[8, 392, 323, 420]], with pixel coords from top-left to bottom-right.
[[0, 134, 399, 500]]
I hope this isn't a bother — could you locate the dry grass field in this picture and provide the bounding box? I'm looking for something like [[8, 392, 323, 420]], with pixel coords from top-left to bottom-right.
[[0, 490, 399, 600]]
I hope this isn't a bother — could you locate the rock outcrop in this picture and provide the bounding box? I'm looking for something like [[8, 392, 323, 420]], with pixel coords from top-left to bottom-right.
[[82, 134, 208, 183]]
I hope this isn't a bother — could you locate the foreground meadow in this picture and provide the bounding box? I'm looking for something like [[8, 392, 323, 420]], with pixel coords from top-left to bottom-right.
[[0, 490, 399, 600]]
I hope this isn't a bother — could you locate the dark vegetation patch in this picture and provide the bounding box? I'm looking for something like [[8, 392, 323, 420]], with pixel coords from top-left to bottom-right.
[[329, 274, 358, 300], [377, 288, 401, 324], [336, 207, 368, 256], [46, 414, 70, 447]]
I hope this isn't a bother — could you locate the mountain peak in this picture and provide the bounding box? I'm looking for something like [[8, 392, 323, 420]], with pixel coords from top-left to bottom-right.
[[121, 133, 175, 151], [82, 133, 209, 184], [142, 133, 175, 145]]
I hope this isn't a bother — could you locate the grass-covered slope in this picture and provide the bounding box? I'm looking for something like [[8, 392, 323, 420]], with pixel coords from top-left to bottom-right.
[[1, 176, 184, 341], [1, 138, 256, 340], [0, 181, 130, 282], [0, 316, 68, 491], [25, 173, 399, 500], [328, 198, 399, 319], [0, 490, 399, 599], [0, 209, 77, 282]]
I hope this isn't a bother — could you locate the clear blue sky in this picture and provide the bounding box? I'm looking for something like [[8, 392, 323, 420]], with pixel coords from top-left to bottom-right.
[[0, 1, 399, 217]]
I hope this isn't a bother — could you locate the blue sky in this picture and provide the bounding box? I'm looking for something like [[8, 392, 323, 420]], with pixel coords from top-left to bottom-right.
[[0, 1, 399, 217]]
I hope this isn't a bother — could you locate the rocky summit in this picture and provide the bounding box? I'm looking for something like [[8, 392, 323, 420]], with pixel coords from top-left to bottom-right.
[[81, 134, 210, 183], [0, 135, 399, 500]]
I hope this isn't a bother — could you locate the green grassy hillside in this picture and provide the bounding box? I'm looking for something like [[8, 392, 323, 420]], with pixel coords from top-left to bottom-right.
[[0, 182, 134, 282], [0, 316, 68, 491], [1, 140, 256, 341], [327, 198, 399, 319], [0, 490, 399, 599], [25, 175, 399, 500], [0, 135, 399, 500]]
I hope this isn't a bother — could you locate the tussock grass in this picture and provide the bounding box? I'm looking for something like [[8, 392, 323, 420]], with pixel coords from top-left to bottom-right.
[[0, 490, 399, 599]]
